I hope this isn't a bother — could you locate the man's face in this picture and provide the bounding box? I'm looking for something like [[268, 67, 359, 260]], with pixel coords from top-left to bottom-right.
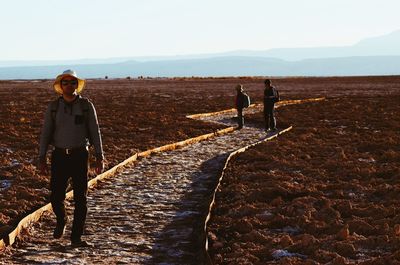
[[60, 76, 78, 95]]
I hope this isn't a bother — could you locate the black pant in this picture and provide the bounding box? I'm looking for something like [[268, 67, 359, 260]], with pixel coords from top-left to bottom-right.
[[237, 108, 244, 128], [264, 104, 276, 130], [50, 147, 88, 242]]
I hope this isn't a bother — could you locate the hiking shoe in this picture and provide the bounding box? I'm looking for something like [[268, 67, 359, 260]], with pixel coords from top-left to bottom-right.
[[53, 221, 66, 239], [71, 240, 93, 248]]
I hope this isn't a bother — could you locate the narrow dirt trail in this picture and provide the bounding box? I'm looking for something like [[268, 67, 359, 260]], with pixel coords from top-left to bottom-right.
[[0, 108, 274, 264]]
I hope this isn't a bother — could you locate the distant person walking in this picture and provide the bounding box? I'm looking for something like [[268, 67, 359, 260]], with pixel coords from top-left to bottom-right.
[[263, 79, 279, 131], [38, 69, 104, 248], [235, 84, 250, 129]]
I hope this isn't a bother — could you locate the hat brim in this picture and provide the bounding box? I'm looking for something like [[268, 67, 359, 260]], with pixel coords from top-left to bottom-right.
[[53, 74, 85, 95]]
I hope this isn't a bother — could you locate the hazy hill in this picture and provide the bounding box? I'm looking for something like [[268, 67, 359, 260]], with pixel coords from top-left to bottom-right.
[[1, 30, 400, 78], [222, 30, 400, 61], [1, 56, 400, 79]]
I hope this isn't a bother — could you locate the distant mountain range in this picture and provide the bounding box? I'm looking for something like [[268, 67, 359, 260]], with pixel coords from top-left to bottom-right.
[[1, 30, 400, 79]]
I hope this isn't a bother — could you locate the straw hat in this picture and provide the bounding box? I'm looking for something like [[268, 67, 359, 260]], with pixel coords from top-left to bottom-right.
[[53, 69, 85, 95]]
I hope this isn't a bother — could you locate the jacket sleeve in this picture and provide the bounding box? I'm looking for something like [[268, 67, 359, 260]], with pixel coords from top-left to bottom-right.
[[38, 104, 54, 159], [87, 101, 104, 160]]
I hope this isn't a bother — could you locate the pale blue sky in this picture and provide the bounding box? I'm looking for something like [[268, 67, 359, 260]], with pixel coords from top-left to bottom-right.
[[2, 0, 400, 60]]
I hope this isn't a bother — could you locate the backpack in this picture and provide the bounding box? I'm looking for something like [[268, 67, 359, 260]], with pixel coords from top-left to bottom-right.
[[243, 93, 251, 108], [50, 96, 92, 145], [274, 90, 280, 103]]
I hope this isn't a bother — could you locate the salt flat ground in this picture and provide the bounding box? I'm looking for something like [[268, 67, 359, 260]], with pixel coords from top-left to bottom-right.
[[0, 76, 399, 264]]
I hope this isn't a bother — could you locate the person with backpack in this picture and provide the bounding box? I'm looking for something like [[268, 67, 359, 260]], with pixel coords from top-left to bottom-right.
[[235, 84, 250, 129], [37, 69, 104, 248], [263, 78, 280, 132]]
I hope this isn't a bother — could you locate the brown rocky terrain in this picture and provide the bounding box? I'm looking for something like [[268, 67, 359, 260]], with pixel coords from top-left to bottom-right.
[[0, 76, 399, 264], [208, 93, 400, 264]]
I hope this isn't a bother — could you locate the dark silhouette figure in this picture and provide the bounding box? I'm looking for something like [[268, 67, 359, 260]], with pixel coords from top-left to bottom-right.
[[263, 79, 279, 131], [235, 84, 249, 129]]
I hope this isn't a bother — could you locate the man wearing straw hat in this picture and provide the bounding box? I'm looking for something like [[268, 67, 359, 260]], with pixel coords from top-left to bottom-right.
[[38, 69, 104, 247]]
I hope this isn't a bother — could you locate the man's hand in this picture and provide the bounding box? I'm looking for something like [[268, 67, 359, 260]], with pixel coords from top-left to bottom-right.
[[37, 158, 49, 175], [95, 159, 104, 175]]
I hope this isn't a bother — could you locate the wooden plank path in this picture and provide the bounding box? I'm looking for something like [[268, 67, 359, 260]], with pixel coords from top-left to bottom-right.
[[0, 101, 306, 264]]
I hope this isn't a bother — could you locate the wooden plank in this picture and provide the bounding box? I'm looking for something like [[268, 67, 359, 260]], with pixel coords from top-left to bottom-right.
[[200, 126, 293, 263], [0, 126, 236, 250]]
